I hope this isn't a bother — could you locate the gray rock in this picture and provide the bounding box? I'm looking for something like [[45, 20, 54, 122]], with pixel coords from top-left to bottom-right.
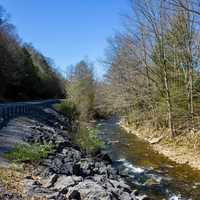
[[53, 175, 76, 190], [96, 153, 112, 164], [24, 178, 57, 199], [109, 179, 131, 192], [119, 192, 133, 200], [136, 195, 151, 200], [0, 184, 23, 200], [68, 190, 81, 200], [40, 174, 59, 188], [67, 180, 112, 200]]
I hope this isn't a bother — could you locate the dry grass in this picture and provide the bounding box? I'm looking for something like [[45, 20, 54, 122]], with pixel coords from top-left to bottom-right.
[[0, 166, 24, 194], [0, 164, 45, 199], [123, 120, 200, 152]]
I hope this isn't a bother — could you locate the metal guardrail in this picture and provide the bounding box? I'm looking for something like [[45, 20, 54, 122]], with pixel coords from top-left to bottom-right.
[[0, 99, 62, 127]]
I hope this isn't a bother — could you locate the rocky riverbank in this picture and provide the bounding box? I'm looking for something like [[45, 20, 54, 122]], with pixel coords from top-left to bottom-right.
[[0, 184, 23, 200], [120, 121, 200, 171], [0, 107, 150, 200]]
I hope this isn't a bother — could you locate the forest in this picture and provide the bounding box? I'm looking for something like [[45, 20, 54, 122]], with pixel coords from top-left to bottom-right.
[[2, 0, 200, 137], [64, 0, 200, 139], [99, 0, 200, 137]]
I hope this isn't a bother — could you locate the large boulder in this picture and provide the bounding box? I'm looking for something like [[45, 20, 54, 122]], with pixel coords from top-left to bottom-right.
[[67, 180, 112, 200], [96, 153, 112, 164], [68, 190, 81, 200], [53, 175, 76, 190]]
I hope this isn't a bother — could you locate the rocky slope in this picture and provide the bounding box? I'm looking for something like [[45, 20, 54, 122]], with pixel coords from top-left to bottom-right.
[[0, 107, 150, 200], [0, 184, 23, 200]]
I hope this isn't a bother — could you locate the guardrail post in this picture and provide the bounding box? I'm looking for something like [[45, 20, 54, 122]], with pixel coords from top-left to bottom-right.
[[11, 106, 13, 118], [6, 107, 9, 120], [15, 106, 18, 116], [0, 107, 3, 125], [2, 108, 5, 121]]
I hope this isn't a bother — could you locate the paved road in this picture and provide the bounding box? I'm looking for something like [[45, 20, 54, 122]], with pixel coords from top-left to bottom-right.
[[0, 99, 63, 127], [0, 99, 63, 168]]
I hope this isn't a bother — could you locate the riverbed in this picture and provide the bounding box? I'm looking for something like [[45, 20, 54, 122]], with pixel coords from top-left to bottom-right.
[[97, 118, 200, 200]]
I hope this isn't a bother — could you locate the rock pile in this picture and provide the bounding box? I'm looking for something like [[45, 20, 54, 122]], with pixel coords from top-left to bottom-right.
[[23, 122, 149, 199], [0, 184, 23, 200], [1, 107, 150, 200]]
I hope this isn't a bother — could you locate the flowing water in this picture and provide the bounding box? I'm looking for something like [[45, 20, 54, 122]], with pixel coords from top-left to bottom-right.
[[96, 118, 200, 200]]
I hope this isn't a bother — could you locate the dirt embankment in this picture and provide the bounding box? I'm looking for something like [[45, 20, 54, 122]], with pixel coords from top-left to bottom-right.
[[120, 121, 200, 171]]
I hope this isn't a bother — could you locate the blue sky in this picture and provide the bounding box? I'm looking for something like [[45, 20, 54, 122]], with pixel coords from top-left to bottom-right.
[[0, 0, 130, 78]]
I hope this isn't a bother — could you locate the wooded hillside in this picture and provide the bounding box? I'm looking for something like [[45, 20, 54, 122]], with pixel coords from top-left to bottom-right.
[[0, 6, 65, 101]]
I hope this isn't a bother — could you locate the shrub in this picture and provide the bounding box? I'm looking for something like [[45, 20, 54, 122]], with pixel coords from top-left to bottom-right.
[[5, 144, 53, 163], [54, 101, 79, 125], [74, 124, 104, 154]]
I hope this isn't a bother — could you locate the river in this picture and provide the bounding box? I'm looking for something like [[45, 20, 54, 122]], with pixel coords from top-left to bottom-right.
[[96, 118, 200, 200]]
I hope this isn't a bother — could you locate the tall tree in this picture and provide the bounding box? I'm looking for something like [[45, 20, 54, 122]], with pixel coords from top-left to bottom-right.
[[66, 60, 95, 120]]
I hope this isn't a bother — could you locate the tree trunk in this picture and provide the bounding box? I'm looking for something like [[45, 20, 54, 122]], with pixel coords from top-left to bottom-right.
[[163, 59, 176, 137], [188, 64, 194, 125]]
